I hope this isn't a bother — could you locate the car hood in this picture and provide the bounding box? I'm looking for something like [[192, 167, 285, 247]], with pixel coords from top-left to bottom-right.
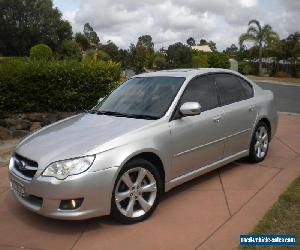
[[16, 113, 154, 168]]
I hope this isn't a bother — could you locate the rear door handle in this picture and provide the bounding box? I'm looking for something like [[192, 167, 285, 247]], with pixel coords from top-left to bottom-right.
[[213, 115, 222, 123], [249, 105, 255, 112]]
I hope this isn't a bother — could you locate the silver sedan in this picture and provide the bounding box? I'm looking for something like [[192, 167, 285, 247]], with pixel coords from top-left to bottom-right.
[[8, 69, 278, 224]]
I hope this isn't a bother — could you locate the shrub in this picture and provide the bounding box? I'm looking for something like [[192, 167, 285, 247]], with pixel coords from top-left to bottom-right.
[[207, 52, 230, 68], [30, 44, 53, 61], [191, 55, 208, 68], [239, 61, 252, 75], [56, 40, 82, 61], [192, 51, 230, 69], [0, 60, 122, 112]]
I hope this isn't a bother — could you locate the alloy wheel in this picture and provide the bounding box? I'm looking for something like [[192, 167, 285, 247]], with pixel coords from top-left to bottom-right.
[[254, 126, 269, 159], [114, 167, 157, 218]]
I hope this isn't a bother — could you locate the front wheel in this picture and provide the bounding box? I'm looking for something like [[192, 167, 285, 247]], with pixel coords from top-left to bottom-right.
[[111, 159, 162, 224], [249, 121, 270, 163]]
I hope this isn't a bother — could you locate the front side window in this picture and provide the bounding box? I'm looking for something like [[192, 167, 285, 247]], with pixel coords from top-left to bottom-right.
[[215, 74, 251, 106], [180, 75, 218, 112], [93, 76, 185, 119]]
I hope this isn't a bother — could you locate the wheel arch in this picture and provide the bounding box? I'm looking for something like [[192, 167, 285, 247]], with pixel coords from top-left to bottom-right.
[[120, 151, 166, 192], [257, 117, 272, 138]]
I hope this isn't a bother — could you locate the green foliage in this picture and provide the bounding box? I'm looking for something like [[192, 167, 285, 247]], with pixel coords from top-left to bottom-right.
[[191, 55, 208, 68], [97, 50, 111, 61], [167, 42, 192, 68], [30, 44, 53, 61], [129, 35, 155, 72], [207, 52, 230, 68], [99, 42, 120, 61], [75, 32, 90, 51], [154, 52, 167, 69], [0, 60, 122, 112], [239, 61, 252, 75], [56, 40, 82, 61], [83, 23, 100, 46], [223, 43, 239, 58], [0, 0, 72, 56], [187, 37, 196, 46]]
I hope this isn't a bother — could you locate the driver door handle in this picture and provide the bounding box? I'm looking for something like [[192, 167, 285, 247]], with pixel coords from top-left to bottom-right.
[[213, 115, 222, 123]]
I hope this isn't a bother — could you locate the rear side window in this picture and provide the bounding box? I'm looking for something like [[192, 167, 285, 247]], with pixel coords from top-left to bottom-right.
[[239, 78, 254, 99], [181, 75, 218, 112], [215, 74, 252, 106]]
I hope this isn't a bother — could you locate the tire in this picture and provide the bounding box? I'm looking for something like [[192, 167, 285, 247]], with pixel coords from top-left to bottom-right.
[[249, 121, 270, 163], [111, 158, 162, 224]]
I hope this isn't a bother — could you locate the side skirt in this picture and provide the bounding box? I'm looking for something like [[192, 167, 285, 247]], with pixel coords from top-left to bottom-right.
[[165, 150, 249, 192]]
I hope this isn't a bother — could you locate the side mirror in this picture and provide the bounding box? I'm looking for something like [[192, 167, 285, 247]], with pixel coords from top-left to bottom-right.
[[179, 102, 201, 116], [98, 97, 104, 103]]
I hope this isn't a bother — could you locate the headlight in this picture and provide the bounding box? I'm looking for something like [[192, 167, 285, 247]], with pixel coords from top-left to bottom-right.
[[42, 155, 95, 180]]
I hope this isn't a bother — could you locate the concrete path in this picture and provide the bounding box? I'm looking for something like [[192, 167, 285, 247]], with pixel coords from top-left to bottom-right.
[[0, 113, 299, 250]]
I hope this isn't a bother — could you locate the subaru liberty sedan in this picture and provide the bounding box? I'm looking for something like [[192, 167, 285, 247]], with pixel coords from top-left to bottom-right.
[[9, 69, 277, 224]]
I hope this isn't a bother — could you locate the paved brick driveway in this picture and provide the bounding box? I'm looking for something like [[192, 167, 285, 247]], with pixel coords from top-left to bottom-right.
[[0, 113, 299, 250]]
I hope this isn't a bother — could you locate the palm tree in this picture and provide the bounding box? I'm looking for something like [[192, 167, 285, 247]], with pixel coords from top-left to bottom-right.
[[239, 20, 279, 75]]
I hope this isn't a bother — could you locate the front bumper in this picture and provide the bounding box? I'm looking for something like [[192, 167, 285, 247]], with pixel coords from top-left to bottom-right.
[[9, 166, 118, 220]]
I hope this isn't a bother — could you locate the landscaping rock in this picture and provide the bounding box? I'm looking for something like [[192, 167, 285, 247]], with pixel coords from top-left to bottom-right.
[[11, 130, 29, 138], [0, 126, 12, 140], [5, 119, 31, 130], [42, 113, 60, 126], [0, 119, 7, 127], [30, 122, 42, 132], [25, 113, 44, 122]]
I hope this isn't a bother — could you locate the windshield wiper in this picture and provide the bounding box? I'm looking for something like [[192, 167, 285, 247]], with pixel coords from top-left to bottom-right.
[[95, 111, 128, 117], [87, 109, 98, 114], [124, 114, 159, 120], [89, 110, 159, 120]]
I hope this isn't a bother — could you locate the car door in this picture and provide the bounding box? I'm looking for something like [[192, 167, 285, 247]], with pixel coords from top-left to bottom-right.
[[169, 75, 225, 179], [215, 73, 257, 157]]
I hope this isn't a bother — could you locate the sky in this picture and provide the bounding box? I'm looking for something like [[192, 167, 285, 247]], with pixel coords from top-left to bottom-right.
[[53, 0, 300, 51]]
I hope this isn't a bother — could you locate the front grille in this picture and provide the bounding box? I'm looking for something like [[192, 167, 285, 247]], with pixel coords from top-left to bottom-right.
[[12, 154, 38, 180]]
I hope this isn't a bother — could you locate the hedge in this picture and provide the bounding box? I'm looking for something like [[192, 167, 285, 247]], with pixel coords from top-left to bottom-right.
[[30, 44, 53, 62], [192, 51, 230, 69], [0, 60, 122, 112]]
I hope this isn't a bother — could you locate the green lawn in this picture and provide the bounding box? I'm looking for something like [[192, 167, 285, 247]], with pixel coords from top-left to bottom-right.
[[240, 176, 300, 250]]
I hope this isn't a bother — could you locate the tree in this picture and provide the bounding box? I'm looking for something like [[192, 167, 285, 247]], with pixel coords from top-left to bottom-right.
[[0, 0, 72, 56], [118, 49, 131, 69], [166, 42, 192, 68], [130, 35, 155, 72], [100, 41, 120, 61], [187, 37, 196, 46], [57, 40, 82, 61], [199, 39, 208, 45], [208, 41, 217, 52], [239, 19, 279, 75], [197, 39, 217, 51], [224, 44, 239, 58], [75, 32, 90, 51], [154, 52, 167, 69], [83, 23, 100, 46]]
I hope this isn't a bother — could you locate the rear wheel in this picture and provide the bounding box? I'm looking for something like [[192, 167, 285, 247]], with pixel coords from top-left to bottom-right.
[[111, 159, 162, 224], [249, 121, 270, 162]]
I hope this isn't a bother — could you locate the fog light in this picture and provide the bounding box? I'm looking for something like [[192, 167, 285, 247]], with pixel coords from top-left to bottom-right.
[[59, 198, 83, 210]]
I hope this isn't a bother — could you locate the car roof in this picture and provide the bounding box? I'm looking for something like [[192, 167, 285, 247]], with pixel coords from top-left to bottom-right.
[[135, 68, 240, 78]]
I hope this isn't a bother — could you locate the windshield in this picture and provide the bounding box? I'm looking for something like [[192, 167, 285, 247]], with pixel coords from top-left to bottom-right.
[[92, 76, 185, 119]]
